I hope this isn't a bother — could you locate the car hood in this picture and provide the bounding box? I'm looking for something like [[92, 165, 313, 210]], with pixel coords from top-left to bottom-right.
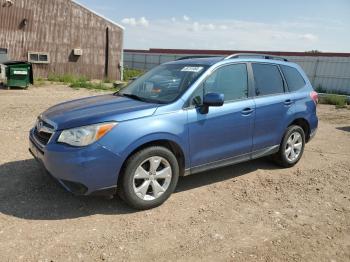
[[42, 94, 158, 130]]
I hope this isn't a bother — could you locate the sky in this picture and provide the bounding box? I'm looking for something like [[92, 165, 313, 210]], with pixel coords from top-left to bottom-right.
[[78, 0, 350, 52]]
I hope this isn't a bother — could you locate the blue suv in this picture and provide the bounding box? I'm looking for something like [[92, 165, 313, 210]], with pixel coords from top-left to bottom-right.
[[29, 54, 318, 209]]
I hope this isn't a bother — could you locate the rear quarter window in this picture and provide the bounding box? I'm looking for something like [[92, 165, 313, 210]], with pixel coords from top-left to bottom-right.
[[280, 65, 306, 92]]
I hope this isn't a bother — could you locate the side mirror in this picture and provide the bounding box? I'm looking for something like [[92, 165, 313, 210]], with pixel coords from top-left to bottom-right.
[[200, 93, 224, 114], [203, 93, 224, 107]]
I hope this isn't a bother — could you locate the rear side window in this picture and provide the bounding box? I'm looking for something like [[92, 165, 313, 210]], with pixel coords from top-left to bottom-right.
[[280, 65, 306, 92], [252, 64, 284, 96]]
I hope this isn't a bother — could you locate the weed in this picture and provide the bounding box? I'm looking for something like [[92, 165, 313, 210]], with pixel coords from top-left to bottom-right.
[[103, 78, 112, 83], [34, 77, 46, 86], [48, 74, 89, 84], [70, 80, 113, 91], [315, 84, 349, 96], [320, 94, 347, 108], [123, 68, 144, 81]]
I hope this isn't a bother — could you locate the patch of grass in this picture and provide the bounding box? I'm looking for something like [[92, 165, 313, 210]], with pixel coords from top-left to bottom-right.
[[48, 74, 89, 84], [123, 68, 144, 81], [315, 84, 349, 96], [103, 78, 112, 83], [45, 73, 129, 91], [34, 77, 46, 86], [47, 73, 115, 91], [320, 94, 348, 108], [70, 80, 114, 91], [335, 104, 348, 109]]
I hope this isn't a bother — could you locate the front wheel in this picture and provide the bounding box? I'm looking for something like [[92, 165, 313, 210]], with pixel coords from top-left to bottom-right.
[[274, 125, 306, 168], [118, 146, 179, 210]]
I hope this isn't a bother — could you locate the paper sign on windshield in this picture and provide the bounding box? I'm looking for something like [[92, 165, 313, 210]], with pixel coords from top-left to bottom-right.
[[181, 67, 204, 73]]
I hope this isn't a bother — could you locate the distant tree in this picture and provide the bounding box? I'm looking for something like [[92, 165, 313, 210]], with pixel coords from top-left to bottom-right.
[[305, 50, 322, 54]]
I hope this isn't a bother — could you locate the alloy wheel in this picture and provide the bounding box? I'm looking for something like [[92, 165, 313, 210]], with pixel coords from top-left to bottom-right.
[[133, 156, 172, 201], [285, 132, 303, 162]]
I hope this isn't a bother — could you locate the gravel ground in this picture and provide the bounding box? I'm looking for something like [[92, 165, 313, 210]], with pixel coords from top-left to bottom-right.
[[0, 85, 349, 262]]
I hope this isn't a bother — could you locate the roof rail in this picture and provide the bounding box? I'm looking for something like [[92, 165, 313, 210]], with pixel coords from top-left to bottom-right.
[[225, 53, 288, 62], [176, 55, 221, 61]]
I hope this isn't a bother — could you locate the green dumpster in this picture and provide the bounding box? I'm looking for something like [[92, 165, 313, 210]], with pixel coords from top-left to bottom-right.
[[4, 61, 33, 89]]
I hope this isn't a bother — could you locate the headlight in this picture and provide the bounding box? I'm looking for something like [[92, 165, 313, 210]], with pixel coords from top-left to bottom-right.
[[58, 122, 117, 147]]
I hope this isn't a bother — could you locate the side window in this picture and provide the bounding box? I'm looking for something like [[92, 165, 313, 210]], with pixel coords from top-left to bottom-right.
[[192, 64, 248, 105], [28, 51, 50, 64], [280, 65, 306, 92], [252, 64, 284, 96]]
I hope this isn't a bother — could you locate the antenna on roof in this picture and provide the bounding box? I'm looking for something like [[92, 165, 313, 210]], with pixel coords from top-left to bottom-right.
[[225, 53, 288, 62]]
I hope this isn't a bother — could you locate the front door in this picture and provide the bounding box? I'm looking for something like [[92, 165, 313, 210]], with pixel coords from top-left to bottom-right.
[[187, 63, 255, 168]]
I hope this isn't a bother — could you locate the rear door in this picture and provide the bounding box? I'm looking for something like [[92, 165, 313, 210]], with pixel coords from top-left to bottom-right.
[[251, 63, 295, 152]]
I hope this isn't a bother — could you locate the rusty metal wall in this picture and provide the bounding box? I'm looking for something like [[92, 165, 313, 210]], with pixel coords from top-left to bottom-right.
[[124, 50, 350, 95], [0, 0, 123, 80]]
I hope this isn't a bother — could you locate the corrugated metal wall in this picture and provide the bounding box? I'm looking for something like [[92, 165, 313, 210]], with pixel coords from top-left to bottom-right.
[[289, 56, 350, 94], [124, 51, 350, 94], [0, 0, 123, 80]]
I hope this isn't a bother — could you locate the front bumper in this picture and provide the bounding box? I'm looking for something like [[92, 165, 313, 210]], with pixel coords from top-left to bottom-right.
[[309, 127, 318, 141], [29, 129, 122, 196]]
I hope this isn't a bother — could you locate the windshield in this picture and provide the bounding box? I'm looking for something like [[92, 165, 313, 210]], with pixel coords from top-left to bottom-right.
[[118, 64, 209, 104]]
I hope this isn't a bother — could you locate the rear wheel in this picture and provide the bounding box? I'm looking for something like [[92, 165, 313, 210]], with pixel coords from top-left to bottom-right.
[[118, 146, 179, 210], [274, 125, 305, 168]]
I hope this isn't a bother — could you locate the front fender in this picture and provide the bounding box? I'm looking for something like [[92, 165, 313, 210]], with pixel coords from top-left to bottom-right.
[[121, 132, 189, 166], [98, 110, 190, 172]]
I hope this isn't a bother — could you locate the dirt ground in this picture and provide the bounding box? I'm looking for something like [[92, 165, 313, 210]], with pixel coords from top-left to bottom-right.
[[0, 85, 349, 262]]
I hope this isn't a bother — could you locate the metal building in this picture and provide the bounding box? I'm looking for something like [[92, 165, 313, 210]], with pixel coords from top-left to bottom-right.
[[124, 49, 350, 94], [0, 0, 124, 80]]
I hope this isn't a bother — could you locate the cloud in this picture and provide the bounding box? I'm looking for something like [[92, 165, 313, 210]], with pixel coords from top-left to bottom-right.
[[138, 17, 150, 27], [121, 17, 136, 26], [183, 15, 190, 21], [189, 22, 216, 32], [204, 23, 215, 31], [121, 17, 149, 27], [298, 33, 318, 41], [121, 17, 349, 52], [271, 32, 319, 42], [191, 22, 200, 32]]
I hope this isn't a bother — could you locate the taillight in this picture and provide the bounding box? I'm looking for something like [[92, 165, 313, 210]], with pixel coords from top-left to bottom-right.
[[310, 91, 319, 105]]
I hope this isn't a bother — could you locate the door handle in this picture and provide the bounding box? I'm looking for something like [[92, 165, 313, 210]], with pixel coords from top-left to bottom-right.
[[241, 108, 254, 115], [284, 99, 294, 106]]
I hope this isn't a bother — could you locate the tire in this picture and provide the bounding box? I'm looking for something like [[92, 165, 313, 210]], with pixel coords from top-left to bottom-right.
[[274, 125, 306, 168], [118, 146, 180, 210]]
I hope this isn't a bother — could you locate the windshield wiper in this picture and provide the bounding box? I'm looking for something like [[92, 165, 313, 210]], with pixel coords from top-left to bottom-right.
[[116, 93, 145, 102], [115, 92, 168, 105]]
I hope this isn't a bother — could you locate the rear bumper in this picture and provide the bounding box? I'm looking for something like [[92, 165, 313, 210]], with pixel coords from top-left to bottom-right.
[[29, 129, 122, 196]]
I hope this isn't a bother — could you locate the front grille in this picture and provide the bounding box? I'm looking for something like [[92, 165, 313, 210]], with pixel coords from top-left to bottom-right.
[[33, 128, 52, 145], [33, 119, 55, 146]]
